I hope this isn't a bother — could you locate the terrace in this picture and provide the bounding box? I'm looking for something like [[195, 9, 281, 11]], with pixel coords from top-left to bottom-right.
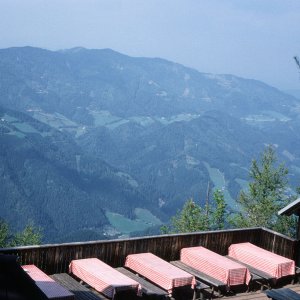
[[0, 227, 299, 300]]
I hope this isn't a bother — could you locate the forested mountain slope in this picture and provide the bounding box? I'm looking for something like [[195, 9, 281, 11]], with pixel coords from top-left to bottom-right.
[[0, 106, 162, 242], [1, 46, 300, 241]]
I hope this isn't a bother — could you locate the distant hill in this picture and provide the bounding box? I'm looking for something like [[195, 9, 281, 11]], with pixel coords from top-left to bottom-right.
[[284, 89, 300, 100], [1, 46, 300, 242]]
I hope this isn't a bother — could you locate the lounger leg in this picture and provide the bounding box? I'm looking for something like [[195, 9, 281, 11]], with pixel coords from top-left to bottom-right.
[[211, 286, 214, 296], [193, 285, 206, 300], [199, 291, 205, 300], [192, 288, 196, 300], [218, 288, 223, 297], [260, 283, 264, 291]]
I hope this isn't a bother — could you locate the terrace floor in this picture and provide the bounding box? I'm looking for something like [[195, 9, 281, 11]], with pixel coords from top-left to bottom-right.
[[75, 283, 300, 300], [3, 279, 299, 300], [57, 274, 300, 300], [224, 283, 300, 300]]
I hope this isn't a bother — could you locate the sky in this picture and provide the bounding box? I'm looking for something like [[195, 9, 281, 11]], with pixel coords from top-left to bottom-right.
[[0, 0, 300, 90]]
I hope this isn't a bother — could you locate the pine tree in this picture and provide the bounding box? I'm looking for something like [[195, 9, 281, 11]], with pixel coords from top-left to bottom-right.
[[0, 220, 42, 248], [161, 189, 227, 234], [0, 221, 9, 248], [231, 145, 296, 237], [11, 221, 42, 247]]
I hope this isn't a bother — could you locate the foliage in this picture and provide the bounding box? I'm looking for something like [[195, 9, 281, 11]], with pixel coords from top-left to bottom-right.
[[166, 199, 208, 233], [0, 220, 42, 248], [161, 189, 227, 234], [163, 146, 298, 238], [10, 222, 42, 247], [211, 189, 227, 230], [230, 145, 297, 237], [0, 221, 10, 248]]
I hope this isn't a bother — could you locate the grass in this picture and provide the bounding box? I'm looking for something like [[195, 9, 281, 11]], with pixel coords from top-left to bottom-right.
[[105, 208, 162, 235], [262, 110, 291, 122], [90, 111, 200, 129], [134, 208, 162, 226], [116, 172, 139, 188], [291, 165, 300, 174], [33, 111, 78, 128], [243, 110, 290, 123], [7, 130, 25, 139], [32, 111, 86, 137], [4, 114, 53, 137], [154, 113, 200, 125], [129, 116, 155, 126], [106, 212, 149, 233], [12, 122, 39, 134], [203, 162, 236, 209], [3, 114, 18, 122], [235, 178, 248, 191], [204, 162, 225, 187], [89, 110, 121, 126]]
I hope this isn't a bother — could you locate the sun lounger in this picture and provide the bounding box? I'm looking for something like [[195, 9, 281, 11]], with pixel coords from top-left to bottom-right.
[[0, 254, 48, 300], [226, 255, 273, 289], [124, 252, 196, 299], [69, 258, 141, 299], [265, 287, 300, 300], [22, 264, 75, 300], [51, 273, 109, 300], [116, 267, 168, 299], [170, 260, 224, 298], [228, 242, 295, 285]]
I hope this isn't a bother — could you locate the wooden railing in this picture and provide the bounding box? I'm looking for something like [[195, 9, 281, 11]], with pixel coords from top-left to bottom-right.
[[0, 227, 298, 275]]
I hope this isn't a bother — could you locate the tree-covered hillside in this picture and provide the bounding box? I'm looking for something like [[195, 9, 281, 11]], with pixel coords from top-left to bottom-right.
[[0, 106, 163, 242], [1, 47, 300, 242]]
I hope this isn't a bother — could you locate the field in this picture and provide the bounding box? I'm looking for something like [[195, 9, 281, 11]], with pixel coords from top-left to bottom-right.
[[105, 208, 162, 236], [203, 162, 236, 209]]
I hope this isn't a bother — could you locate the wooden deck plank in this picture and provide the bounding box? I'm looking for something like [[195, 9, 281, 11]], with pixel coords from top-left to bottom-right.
[[170, 261, 225, 288], [226, 293, 269, 300], [225, 284, 300, 300], [116, 267, 168, 297], [50, 273, 109, 300], [170, 260, 227, 298]]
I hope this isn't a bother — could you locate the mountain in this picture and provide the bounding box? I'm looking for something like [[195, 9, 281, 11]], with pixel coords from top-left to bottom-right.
[[1, 46, 300, 242], [0, 106, 163, 242], [285, 89, 300, 100], [1, 47, 299, 119]]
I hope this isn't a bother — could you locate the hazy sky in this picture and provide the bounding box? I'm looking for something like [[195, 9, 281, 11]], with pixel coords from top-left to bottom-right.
[[1, 0, 300, 90]]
